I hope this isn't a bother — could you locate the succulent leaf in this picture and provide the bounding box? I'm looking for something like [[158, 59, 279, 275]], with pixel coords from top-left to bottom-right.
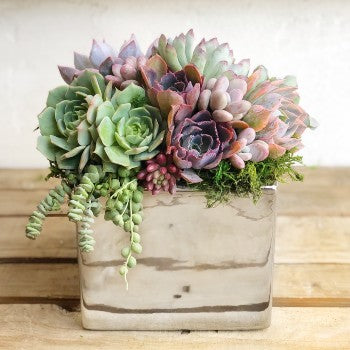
[[37, 136, 57, 161], [38, 107, 61, 137], [46, 86, 69, 108], [112, 103, 131, 123], [49, 135, 71, 151], [116, 83, 145, 106], [104, 145, 131, 167], [74, 52, 93, 70], [98, 117, 116, 146], [95, 101, 115, 125], [61, 145, 85, 159], [71, 70, 105, 94], [77, 120, 91, 146]]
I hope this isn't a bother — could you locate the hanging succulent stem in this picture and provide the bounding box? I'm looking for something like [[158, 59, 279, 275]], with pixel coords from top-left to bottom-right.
[[68, 166, 104, 252], [90, 195, 102, 217], [25, 181, 72, 240], [119, 197, 143, 290], [78, 200, 96, 252], [103, 167, 144, 288], [77, 195, 102, 252]]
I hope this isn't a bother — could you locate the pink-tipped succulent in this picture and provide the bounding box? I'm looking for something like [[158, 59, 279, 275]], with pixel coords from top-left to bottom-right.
[[241, 66, 318, 158], [58, 35, 146, 89], [141, 54, 201, 117], [229, 127, 269, 169], [198, 75, 251, 123], [137, 153, 181, 195]]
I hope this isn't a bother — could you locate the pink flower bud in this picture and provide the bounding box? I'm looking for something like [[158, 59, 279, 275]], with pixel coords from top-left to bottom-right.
[[146, 173, 153, 182], [167, 164, 177, 174], [137, 170, 147, 180], [147, 163, 159, 172], [156, 153, 167, 165], [160, 166, 167, 175]]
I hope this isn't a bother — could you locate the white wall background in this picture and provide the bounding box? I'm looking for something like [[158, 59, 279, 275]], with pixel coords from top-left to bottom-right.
[[1, 0, 349, 168]]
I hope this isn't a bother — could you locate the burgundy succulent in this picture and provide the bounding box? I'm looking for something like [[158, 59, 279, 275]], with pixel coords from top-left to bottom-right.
[[137, 153, 181, 195], [140, 54, 201, 117], [167, 104, 236, 181], [157, 70, 192, 92]]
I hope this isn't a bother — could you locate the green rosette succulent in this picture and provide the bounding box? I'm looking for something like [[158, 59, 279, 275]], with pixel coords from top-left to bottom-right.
[[37, 70, 165, 172], [98, 90, 165, 169], [151, 30, 249, 82]]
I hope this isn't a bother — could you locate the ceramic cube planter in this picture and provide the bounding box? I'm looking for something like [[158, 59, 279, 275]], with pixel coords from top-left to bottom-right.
[[78, 186, 276, 330]]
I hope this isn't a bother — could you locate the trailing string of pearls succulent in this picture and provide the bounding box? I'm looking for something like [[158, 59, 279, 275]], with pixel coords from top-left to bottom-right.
[[67, 165, 144, 286], [26, 163, 145, 287], [25, 181, 72, 239], [104, 167, 144, 288], [68, 165, 103, 252]]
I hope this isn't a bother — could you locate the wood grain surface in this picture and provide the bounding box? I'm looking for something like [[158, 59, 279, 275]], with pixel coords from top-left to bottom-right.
[[0, 305, 349, 350]]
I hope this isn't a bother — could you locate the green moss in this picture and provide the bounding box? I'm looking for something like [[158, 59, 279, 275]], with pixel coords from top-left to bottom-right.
[[191, 152, 304, 207]]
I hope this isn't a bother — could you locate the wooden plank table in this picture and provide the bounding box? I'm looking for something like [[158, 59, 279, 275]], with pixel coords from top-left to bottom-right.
[[0, 167, 349, 349]]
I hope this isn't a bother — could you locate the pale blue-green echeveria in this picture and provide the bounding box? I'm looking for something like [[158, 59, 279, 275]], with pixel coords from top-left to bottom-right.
[[37, 70, 165, 172], [150, 30, 250, 82]]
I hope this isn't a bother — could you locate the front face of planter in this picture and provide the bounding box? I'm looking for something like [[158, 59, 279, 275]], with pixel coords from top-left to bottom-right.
[[78, 187, 276, 330]]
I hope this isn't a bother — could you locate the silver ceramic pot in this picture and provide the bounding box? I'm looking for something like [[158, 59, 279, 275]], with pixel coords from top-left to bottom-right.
[[78, 187, 276, 330]]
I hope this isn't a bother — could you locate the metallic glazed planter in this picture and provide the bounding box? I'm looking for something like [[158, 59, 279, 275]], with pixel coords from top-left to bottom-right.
[[78, 187, 276, 330]]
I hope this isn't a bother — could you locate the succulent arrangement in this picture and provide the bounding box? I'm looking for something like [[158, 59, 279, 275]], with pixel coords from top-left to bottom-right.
[[26, 31, 317, 286]]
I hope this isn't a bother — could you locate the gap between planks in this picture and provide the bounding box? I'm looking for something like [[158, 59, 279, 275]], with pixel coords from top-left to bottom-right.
[[0, 263, 350, 307], [1, 216, 349, 263], [1, 297, 349, 311], [1, 167, 350, 217]]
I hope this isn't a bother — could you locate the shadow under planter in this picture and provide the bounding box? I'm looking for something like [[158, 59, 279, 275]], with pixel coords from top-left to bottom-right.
[[78, 187, 276, 330]]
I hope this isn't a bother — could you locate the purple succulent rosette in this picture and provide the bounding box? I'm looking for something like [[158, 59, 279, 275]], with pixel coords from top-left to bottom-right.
[[141, 54, 201, 117], [166, 104, 236, 182]]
